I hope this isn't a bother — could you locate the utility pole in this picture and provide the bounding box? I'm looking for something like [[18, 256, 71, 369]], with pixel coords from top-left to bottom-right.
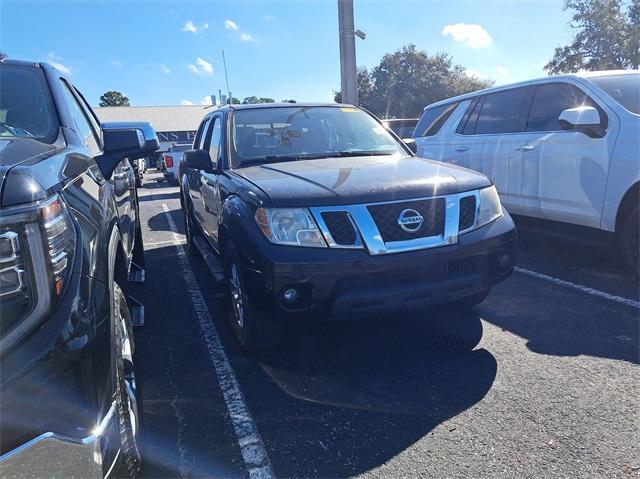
[[221, 49, 231, 103], [338, 0, 358, 105]]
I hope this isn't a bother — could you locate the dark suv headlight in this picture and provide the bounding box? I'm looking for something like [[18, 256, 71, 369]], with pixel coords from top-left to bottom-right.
[[0, 194, 76, 351]]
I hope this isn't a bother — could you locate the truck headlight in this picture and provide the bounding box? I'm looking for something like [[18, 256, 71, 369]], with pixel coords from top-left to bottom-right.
[[0, 194, 76, 351], [255, 208, 326, 247], [475, 186, 503, 228]]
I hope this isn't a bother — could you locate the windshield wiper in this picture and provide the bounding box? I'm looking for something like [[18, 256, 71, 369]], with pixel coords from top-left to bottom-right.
[[328, 150, 397, 158]]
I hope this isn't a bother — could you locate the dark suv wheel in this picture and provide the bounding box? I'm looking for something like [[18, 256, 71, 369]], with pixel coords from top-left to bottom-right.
[[223, 242, 285, 351], [111, 283, 143, 478]]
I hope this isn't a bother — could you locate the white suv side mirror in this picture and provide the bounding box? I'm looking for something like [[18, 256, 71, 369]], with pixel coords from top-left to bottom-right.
[[558, 106, 604, 138]]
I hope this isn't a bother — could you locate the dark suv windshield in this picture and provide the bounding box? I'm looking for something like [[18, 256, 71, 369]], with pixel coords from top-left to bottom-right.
[[0, 65, 58, 143], [588, 74, 640, 114], [231, 106, 405, 166]]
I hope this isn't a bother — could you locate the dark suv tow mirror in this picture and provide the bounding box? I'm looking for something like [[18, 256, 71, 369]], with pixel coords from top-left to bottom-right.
[[183, 149, 214, 172], [97, 122, 159, 179], [403, 138, 418, 155]]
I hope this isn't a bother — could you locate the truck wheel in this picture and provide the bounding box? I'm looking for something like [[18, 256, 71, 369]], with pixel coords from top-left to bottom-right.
[[111, 283, 143, 478], [619, 204, 639, 275], [223, 242, 284, 351], [182, 194, 198, 256]]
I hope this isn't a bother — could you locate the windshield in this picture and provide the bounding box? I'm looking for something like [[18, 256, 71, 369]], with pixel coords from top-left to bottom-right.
[[588, 74, 640, 114], [0, 65, 58, 143], [231, 106, 405, 167]]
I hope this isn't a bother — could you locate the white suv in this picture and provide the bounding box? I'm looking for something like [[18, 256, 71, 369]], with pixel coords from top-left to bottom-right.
[[413, 70, 639, 272]]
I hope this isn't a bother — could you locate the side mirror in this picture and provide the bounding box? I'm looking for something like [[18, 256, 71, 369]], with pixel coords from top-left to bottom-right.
[[558, 106, 604, 138], [403, 138, 418, 155], [183, 149, 214, 172], [97, 122, 159, 179]]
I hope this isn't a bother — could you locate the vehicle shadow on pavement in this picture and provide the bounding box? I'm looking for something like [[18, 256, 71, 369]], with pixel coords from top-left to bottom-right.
[[478, 280, 639, 364], [147, 209, 182, 232], [253, 310, 497, 477]]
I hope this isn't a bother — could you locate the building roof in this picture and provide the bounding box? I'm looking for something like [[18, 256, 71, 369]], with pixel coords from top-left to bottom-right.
[[94, 105, 209, 132]]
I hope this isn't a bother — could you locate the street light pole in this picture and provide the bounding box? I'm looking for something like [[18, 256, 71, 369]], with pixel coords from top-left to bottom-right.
[[338, 0, 358, 105]]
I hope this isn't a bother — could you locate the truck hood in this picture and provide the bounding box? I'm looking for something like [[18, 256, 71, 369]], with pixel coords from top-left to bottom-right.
[[233, 155, 491, 207], [0, 139, 60, 198]]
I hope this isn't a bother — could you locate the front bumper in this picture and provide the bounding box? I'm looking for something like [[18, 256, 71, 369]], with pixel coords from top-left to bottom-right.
[[0, 270, 113, 477], [242, 213, 517, 321], [0, 402, 116, 478]]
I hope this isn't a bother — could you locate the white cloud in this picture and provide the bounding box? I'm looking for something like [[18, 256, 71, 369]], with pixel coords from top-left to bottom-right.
[[239, 33, 254, 42], [182, 20, 209, 34], [111, 60, 124, 70], [182, 20, 198, 33], [196, 57, 213, 74], [187, 57, 214, 76], [160, 64, 171, 75], [180, 100, 195, 105], [442, 23, 492, 49], [224, 19, 239, 30], [47, 52, 71, 75], [264, 15, 275, 23], [200, 96, 214, 106]]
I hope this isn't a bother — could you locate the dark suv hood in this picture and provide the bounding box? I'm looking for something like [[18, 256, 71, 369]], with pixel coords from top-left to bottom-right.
[[0, 139, 59, 197], [233, 155, 491, 207]]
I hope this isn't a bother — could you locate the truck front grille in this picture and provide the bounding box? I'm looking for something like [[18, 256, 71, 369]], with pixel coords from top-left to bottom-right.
[[367, 198, 445, 242], [321, 212, 358, 245], [458, 195, 476, 231]]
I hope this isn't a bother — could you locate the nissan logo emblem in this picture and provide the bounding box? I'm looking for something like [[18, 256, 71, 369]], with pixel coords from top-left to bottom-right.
[[397, 208, 424, 233]]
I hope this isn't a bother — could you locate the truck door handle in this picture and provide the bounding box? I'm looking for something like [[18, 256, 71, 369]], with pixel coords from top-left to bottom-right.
[[514, 145, 535, 151], [454, 146, 469, 152]]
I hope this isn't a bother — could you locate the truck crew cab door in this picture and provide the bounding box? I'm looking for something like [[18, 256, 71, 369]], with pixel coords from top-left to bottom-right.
[[198, 115, 223, 248]]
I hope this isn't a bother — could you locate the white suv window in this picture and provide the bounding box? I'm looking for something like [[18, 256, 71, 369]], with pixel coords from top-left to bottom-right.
[[473, 87, 534, 135], [526, 83, 602, 132]]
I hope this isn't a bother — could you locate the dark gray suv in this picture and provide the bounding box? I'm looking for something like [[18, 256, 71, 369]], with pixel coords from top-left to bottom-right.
[[0, 58, 158, 478]]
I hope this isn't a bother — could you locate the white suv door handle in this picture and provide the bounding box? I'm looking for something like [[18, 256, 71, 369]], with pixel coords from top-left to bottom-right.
[[514, 145, 535, 152], [454, 146, 469, 152]]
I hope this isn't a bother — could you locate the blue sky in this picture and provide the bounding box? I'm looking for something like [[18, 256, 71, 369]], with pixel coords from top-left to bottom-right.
[[1, 0, 574, 106]]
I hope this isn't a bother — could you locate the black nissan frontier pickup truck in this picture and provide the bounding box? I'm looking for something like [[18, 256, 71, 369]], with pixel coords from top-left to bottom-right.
[[180, 103, 517, 351]]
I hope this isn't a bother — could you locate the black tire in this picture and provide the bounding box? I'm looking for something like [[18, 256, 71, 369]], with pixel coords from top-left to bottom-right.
[[111, 283, 143, 478], [223, 242, 285, 351], [619, 204, 639, 276], [445, 288, 490, 310], [182, 193, 198, 257]]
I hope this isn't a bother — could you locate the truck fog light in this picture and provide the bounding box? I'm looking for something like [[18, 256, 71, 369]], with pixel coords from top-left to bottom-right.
[[497, 254, 511, 271], [282, 288, 298, 304]]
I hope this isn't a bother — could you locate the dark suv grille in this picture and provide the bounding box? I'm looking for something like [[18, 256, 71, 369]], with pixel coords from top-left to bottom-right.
[[459, 195, 476, 231], [367, 198, 445, 242], [321, 211, 358, 245]]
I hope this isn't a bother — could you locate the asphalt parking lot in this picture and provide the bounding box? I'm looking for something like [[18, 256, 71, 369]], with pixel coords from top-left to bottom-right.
[[133, 171, 639, 479]]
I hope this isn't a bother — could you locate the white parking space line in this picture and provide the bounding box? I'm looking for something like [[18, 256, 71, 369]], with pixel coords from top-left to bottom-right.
[[143, 239, 186, 248], [161, 203, 275, 479], [514, 266, 640, 309]]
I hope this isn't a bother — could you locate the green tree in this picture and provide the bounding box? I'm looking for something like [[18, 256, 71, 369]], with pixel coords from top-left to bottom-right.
[[333, 67, 374, 105], [99, 90, 130, 107], [545, 0, 640, 73], [335, 45, 492, 118], [242, 96, 276, 104]]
